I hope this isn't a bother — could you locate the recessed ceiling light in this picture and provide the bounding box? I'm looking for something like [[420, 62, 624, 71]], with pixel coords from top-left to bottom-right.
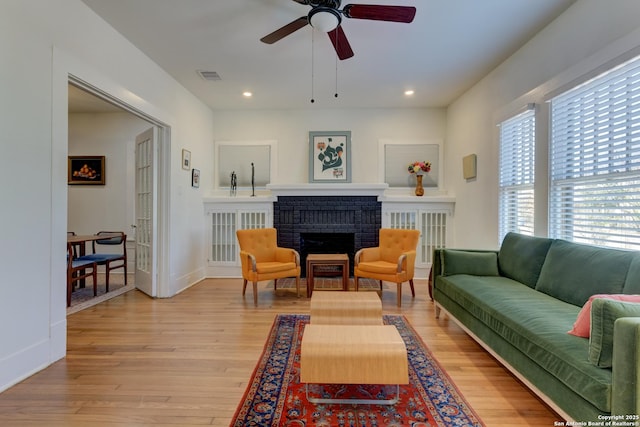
[[404, 90, 415, 96], [243, 91, 253, 98]]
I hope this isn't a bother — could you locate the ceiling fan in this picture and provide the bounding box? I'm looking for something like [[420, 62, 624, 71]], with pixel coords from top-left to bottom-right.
[[260, 0, 416, 60]]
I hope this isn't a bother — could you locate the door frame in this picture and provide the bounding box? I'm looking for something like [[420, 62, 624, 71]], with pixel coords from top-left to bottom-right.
[[68, 75, 171, 298]]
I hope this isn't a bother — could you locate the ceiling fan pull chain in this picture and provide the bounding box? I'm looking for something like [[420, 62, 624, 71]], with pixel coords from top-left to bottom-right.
[[311, 30, 315, 103], [334, 40, 339, 98]]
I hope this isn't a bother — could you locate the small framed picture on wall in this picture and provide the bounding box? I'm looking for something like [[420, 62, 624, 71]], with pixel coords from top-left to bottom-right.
[[192, 168, 200, 188], [182, 149, 191, 170]]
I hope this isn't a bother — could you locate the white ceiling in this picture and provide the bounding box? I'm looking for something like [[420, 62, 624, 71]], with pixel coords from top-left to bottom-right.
[[78, 0, 575, 111]]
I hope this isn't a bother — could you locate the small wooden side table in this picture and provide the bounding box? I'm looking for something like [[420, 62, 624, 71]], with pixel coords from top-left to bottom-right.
[[306, 253, 349, 297]]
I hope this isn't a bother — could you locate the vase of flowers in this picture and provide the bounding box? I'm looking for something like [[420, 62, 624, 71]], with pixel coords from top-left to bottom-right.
[[408, 161, 431, 196]]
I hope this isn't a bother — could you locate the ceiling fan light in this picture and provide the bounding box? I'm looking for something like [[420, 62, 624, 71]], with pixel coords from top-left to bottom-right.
[[309, 8, 341, 32]]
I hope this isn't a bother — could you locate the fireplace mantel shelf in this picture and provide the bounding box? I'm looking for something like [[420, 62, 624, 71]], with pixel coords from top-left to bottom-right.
[[203, 183, 456, 204], [266, 183, 388, 197]]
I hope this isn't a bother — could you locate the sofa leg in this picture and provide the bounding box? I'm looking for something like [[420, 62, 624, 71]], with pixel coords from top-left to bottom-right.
[[435, 305, 441, 319], [409, 279, 415, 297]]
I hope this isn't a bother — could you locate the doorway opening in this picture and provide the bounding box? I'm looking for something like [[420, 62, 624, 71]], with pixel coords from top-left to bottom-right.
[[67, 77, 170, 312]]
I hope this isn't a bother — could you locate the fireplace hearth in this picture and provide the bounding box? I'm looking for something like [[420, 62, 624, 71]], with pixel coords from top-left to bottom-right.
[[273, 196, 381, 278]]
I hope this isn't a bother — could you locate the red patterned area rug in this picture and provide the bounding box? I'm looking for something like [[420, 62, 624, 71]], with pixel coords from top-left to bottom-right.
[[230, 314, 484, 427]]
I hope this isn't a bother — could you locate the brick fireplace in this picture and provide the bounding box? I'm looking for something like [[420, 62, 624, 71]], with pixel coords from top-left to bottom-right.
[[273, 196, 381, 276]]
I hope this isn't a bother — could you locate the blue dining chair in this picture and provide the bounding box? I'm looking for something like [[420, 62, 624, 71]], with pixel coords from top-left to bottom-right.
[[77, 231, 127, 292], [67, 243, 97, 307]]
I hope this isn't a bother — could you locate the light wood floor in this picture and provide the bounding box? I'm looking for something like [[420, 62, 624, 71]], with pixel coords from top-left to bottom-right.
[[0, 279, 561, 426]]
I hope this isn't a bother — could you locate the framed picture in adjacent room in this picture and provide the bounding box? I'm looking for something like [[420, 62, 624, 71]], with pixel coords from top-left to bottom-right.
[[68, 155, 105, 185], [309, 131, 351, 183]]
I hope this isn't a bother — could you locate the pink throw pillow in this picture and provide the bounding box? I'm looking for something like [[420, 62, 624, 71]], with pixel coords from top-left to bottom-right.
[[568, 294, 640, 337]]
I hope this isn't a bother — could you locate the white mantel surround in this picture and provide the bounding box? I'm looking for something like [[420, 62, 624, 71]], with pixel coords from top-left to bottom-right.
[[203, 183, 455, 279]]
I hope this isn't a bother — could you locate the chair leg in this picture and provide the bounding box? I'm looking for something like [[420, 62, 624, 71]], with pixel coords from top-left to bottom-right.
[[105, 263, 110, 293], [396, 282, 402, 307], [92, 266, 97, 297], [409, 279, 415, 297], [253, 281, 258, 306], [354, 276, 359, 291], [274, 278, 278, 290], [242, 279, 248, 296]]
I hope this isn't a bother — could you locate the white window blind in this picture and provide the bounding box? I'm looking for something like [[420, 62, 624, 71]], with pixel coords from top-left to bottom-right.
[[499, 108, 535, 242], [549, 55, 640, 250]]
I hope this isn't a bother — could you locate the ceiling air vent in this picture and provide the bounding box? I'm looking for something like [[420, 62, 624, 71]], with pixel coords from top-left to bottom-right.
[[197, 70, 221, 81]]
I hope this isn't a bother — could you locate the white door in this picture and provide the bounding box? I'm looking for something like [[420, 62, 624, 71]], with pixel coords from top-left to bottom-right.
[[135, 127, 157, 296]]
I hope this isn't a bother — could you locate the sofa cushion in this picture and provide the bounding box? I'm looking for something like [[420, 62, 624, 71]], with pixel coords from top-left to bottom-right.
[[357, 260, 397, 275], [535, 240, 633, 306], [568, 294, 640, 337], [498, 232, 553, 288], [436, 275, 612, 412], [623, 255, 640, 294], [589, 299, 640, 368], [442, 250, 499, 277], [256, 261, 296, 274]]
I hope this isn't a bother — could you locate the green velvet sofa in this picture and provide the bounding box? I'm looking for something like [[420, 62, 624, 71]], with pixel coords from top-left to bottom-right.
[[432, 232, 640, 422]]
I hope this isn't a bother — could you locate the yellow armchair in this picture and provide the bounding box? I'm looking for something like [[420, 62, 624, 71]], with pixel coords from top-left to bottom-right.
[[354, 228, 420, 307], [236, 228, 301, 305]]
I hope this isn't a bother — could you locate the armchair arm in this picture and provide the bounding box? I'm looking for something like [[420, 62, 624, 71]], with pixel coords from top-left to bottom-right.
[[612, 317, 640, 416], [355, 247, 380, 265], [275, 247, 300, 266], [398, 250, 417, 276], [239, 250, 257, 272]]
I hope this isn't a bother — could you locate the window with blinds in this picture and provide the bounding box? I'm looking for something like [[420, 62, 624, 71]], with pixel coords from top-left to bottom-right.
[[549, 55, 640, 250], [498, 108, 535, 242]]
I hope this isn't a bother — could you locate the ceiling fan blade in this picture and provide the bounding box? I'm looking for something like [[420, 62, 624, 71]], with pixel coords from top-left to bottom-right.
[[327, 25, 354, 60], [260, 16, 309, 44], [343, 4, 416, 23]]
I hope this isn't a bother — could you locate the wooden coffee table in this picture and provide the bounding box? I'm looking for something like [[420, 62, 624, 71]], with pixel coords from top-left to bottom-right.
[[300, 324, 409, 405], [305, 253, 349, 297], [310, 292, 382, 325]]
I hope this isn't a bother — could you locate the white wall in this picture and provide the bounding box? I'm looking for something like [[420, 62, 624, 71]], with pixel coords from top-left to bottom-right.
[[211, 108, 447, 187], [0, 0, 213, 392], [68, 112, 150, 237], [445, 0, 640, 249]]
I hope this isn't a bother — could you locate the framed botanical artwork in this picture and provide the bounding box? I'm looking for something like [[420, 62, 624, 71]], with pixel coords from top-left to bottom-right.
[[192, 168, 200, 188], [309, 131, 351, 183], [68, 155, 105, 185], [182, 149, 191, 170]]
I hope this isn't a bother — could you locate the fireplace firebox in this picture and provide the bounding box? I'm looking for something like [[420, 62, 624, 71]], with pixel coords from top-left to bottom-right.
[[273, 196, 381, 278]]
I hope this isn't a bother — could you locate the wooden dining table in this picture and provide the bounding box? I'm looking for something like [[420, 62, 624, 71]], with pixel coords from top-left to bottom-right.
[[67, 233, 121, 256]]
